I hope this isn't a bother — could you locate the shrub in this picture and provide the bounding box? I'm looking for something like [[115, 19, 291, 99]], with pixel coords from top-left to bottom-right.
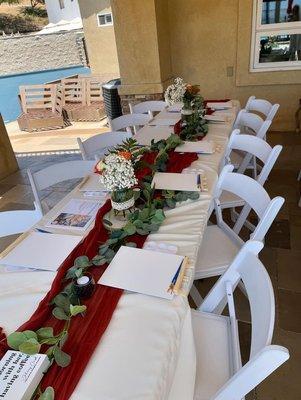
[[0, 14, 41, 34]]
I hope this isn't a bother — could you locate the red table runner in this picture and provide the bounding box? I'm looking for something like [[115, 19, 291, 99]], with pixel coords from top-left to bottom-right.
[[0, 150, 198, 400]]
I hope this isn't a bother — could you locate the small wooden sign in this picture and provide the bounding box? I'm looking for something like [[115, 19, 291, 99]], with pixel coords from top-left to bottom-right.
[[0, 351, 50, 400]]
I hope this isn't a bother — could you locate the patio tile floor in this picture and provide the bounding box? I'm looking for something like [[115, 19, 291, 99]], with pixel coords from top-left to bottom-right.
[[0, 131, 300, 399]]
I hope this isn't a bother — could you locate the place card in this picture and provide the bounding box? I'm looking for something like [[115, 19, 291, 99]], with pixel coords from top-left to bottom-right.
[[151, 172, 199, 192], [206, 101, 232, 110], [0, 351, 50, 400], [135, 126, 173, 145], [175, 140, 215, 154], [148, 118, 179, 126]]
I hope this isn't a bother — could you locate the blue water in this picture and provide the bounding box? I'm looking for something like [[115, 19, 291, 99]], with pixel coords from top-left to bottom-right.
[[0, 66, 91, 123]]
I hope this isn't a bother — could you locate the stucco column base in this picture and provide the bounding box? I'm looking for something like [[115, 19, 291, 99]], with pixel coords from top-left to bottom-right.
[[0, 114, 18, 180], [119, 92, 164, 114]]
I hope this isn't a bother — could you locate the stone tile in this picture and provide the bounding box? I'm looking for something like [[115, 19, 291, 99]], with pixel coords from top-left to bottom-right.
[[0, 202, 33, 212], [278, 289, 301, 333], [0, 185, 34, 209], [259, 246, 278, 279], [0, 234, 20, 253], [265, 219, 291, 249], [255, 328, 301, 400], [278, 249, 301, 293], [0, 183, 15, 196]]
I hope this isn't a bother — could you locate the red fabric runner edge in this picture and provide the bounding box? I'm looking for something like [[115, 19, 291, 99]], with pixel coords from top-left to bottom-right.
[[0, 150, 198, 400]]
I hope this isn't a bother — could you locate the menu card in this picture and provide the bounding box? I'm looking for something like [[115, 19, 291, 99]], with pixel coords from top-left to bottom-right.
[[46, 199, 101, 231], [0, 232, 82, 271], [151, 172, 199, 192], [98, 246, 184, 300]]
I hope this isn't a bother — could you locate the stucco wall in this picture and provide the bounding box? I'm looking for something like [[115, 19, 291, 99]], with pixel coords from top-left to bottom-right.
[[78, 0, 119, 77], [0, 31, 87, 76], [168, 0, 301, 131]]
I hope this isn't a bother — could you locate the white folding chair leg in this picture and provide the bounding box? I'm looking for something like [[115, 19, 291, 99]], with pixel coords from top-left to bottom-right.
[[190, 283, 204, 308]]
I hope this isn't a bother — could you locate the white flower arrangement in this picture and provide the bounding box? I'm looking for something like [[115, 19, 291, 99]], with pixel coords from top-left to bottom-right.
[[98, 154, 138, 192], [164, 77, 187, 105]]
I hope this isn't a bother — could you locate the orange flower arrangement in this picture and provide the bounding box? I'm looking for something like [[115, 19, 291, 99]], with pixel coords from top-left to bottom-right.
[[186, 84, 200, 96], [118, 151, 132, 160]]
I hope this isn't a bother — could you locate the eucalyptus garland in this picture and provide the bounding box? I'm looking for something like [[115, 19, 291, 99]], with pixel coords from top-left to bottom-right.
[[6, 134, 199, 400]]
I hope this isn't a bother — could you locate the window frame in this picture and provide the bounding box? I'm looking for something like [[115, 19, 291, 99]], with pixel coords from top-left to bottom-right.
[[97, 12, 113, 27], [250, 0, 301, 72]]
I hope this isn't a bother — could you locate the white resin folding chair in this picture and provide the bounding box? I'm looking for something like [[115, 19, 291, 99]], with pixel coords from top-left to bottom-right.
[[190, 165, 284, 305], [0, 204, 42, 238], [108, 113, 151, 135], [77, 131, 132, 160], [220, 129, 282, 226], [27, 160, 95, 214], [129, 100, 167, 118], [245, 95, 280, 122], [192, 240, 289, 400], [232, 110, 272, 177]]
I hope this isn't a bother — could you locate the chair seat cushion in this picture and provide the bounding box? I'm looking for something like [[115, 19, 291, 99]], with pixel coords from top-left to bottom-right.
[[192, 310, 231, 400], [220, 190, 245, 208], [195, 225, 239, 278]]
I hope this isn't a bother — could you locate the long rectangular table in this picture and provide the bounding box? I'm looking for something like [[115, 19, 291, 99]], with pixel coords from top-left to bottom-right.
[[0, 101, 239, 399]]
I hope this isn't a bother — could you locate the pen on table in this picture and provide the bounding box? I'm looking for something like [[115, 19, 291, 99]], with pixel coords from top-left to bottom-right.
[[35, 228, 53, 234], [197, 174, 201, 189], [167, 261, 183, 293]]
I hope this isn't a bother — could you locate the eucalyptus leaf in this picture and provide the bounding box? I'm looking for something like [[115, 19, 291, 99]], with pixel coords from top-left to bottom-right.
[[36, 327, 54, 339], [53, 294, 70, 313], [92, 255, 107, 266], [70, 304, 87, 317], [125, 242, 137, 248], [52, 307, 69, 321], [75, 268, 83, 278], [7, 332, 27, 350], [74, 256, 91, 268], [59, 332, 68, 348], [124, 223, 136, 236], [19, 338, 41, 355], [23, 330, 38, 341], [38, 386, 55, 400], [53, 346, 71, 368]]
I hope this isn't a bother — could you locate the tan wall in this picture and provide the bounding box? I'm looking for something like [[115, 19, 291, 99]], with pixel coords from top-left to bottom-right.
[[0, 115, 18, 180], [78, 0, 119, 78], [168, 0, 301, 131]]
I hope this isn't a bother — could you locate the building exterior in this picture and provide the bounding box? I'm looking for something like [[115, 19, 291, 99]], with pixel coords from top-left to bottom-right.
[[45, 0, 82, 24], [78, 0, 119, 79], [78, 0, 301, 131]]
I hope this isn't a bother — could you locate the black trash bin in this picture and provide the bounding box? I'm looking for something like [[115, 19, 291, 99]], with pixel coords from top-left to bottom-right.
[[102, 78, 122, 120]]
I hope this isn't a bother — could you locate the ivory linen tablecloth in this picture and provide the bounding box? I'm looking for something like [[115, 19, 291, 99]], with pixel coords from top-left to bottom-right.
[[0, 101, 239, 400]]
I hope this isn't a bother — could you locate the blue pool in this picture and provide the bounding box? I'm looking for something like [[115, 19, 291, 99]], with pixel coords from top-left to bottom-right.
[[0, 66, 91, 123]]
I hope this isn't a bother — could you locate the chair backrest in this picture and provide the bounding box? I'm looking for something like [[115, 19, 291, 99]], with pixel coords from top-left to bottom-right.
[[109, 113, 151, 134], [61, 78, 86, 105], [0, 203, 42, 238], [234, 110, 271, 139], [245, 95, 280, 121], [19, 84, 57, 113], [200, 241, 289, 400], [77, 131, 132, 160], [129, 101, 167, 118], [214, 165, 284, 246], [27, 160, 95, 214], [225, 129, 282, 185]]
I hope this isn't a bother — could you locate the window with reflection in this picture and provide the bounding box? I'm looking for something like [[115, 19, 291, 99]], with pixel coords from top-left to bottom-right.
[[251, 0, 301, 70]]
